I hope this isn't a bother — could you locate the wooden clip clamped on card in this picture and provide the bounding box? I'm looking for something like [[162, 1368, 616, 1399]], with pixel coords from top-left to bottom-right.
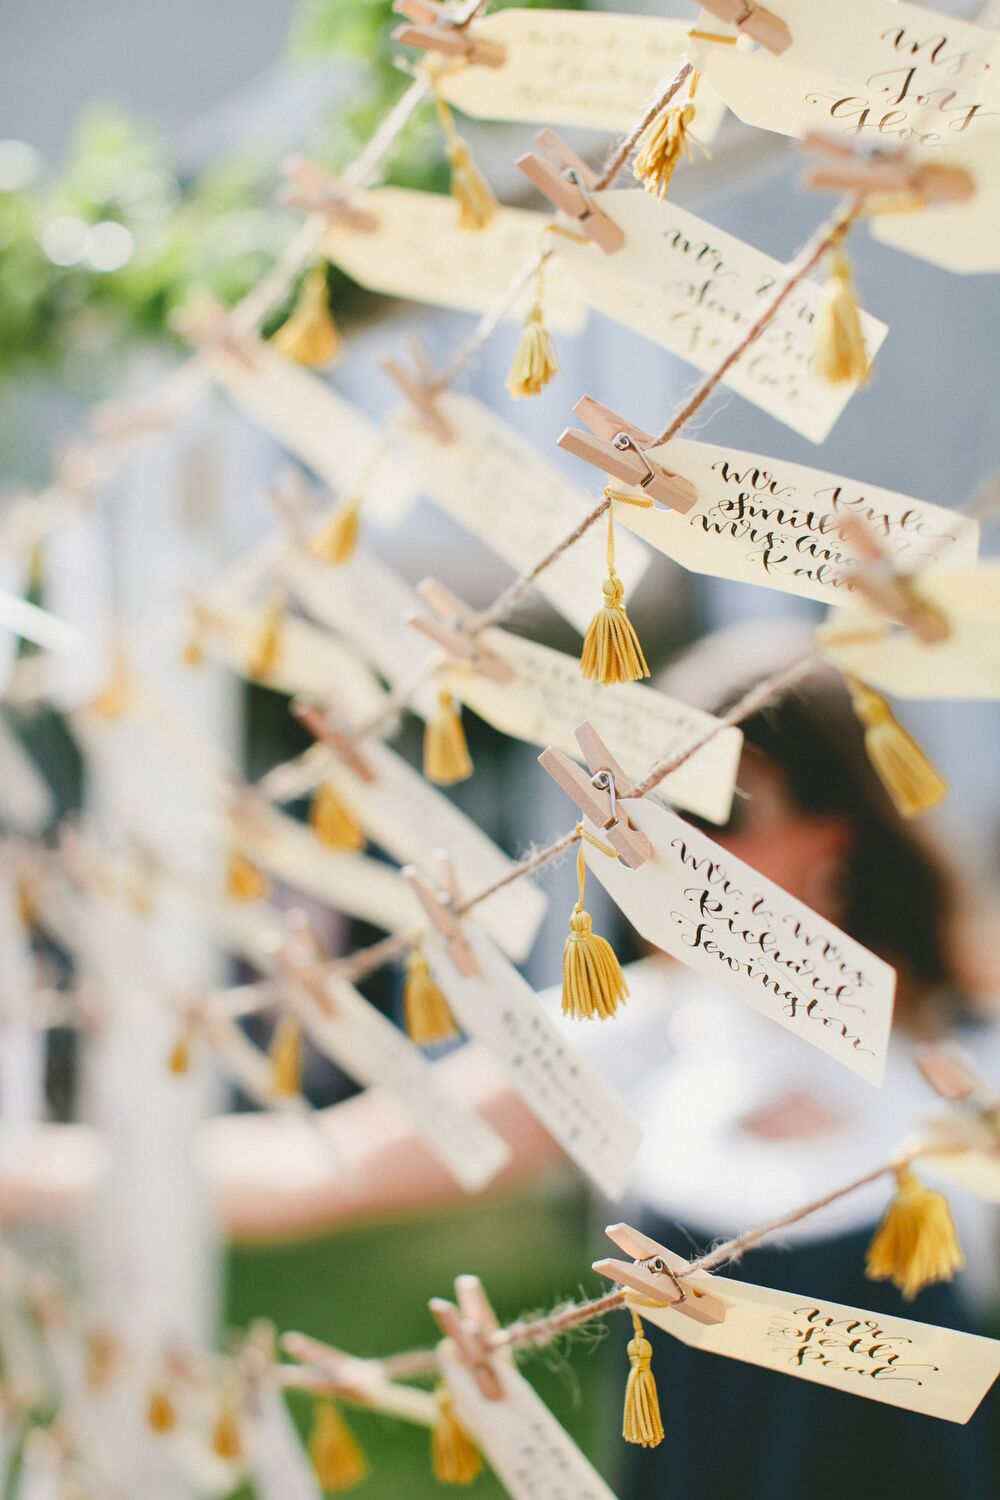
[[539, 721, 652, 869], [280, 158, 380, 229], [594, 1224, 728, 1326], [431, 1274, 504, 1400], [516, 130, 624, 255], [558, 396, 697, 512], [392, 0, 506, 67], [291, 697, 376, 782], [171, 295, 259, 371], [403, 852, 480, 976], [837, 514, 950, 645], [699, 0, 791, 54], [382, 336, 455, 444], [802, 135, 974, 207], [408, 578, 514, 683]]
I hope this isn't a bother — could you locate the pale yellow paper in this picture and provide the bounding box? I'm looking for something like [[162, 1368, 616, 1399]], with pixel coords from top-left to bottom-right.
[[206, 343, 417, 523], [426, 922, 642, 1199], [634, 1276, 1000, 1422], [437, 8, 725, 139], [439, 1341, 620, 1500], [399, 393, 649, 635], [322, 188, 586, 330], [922, 1147, 1000, 1205], [241, 1378, 324, 1500], [582, 798, 895, 1084], [611, 438, 979, 605], [441, 628, 742, 825], [871, 129, 1000, 274], [555, 194, 889, 442], [819, 566, 1000, 699]]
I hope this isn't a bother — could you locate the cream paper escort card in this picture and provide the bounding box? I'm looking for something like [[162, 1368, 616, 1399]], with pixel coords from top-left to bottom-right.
[[869, 129, 1000, 275], [440, 627, 742, 825], [241, 1377, 324, 1500], [555, 195, 889, 442], [581, 798, 896, 1085], [425, 922, 642, 1199]]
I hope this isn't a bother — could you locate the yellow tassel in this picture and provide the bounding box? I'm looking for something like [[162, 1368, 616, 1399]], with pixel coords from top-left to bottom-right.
[[309, 496, 361, 566], [633, 96, 708, 200], [431, 1383, 482, 1485], [562, 843, 628, 1020], [845, 676, 948, 818], [248, 593, 285, 681], [91, 642, 131, 718], [310, 781, 366, 852], [581, 512, 649, 684], [506, 300, 559, 400], [814, 249, 870, 385], [403, 945, 458, 1046], [210, 1398, 242, 1462], [167, 1028, 192, 1076], [226, 850, 269, 904], [272, 266, 341, 368], [435, 90, 496, 231], [866, 1163, 964, 1301], [622, 1312, 664, 1449], [147, 1387, 177, 1435], [182, 613, 205, 667], [308, 1400, 369, 1492], [269, 1015, 303, 1099], [16, 878, 37, 932], [424, 691, 473, 786]]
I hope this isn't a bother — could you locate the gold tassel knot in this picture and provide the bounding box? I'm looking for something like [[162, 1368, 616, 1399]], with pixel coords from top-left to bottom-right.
[[633, 92, 710, 200], [424, 690, 474, 786], [562, 841, 628, 1021], [846, 676, 947, 818], [581, 511, 649, 684], [622, 1312, 664, 1449], [431, 1383, 482, 1485], [273, 266, 341, 368], [866, 1163, 964, 1301], [403, 944, 459, 1046], [269, 1015, 303, 1099], [506, 269, 559, 399], [814, 248, 870, 385], [308, 1399, 369, 1492], [310, 781, 366, 851]]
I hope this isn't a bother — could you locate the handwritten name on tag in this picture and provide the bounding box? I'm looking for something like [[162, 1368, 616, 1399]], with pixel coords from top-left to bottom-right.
[[634, 1276, 1000, 1423], [400, 395, 649, 635], [555, 195, 888, 442], [437, 8, 725, 139], [425, 923, 642, 1198], [611, 438, 978, 605], [323, 188, 585, 331], [441, 628, 741, 825], [819, 565, 1000, 700], [242, 1380, 323, 1500], [206, 343, 416, 524], [581, 799, 895, 1084], [439, 1344, 619, 1500]]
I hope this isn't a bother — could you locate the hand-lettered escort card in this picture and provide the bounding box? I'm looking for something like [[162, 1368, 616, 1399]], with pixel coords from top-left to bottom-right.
[[399, 394, 649, 635], [634, 1275, 1000, 1422], [206, 343, 417, 524], [581, 799, 895, 1084], [436, 8, 725, 138], [323, 189, 585, 330], [439, 1343, 619, 1500], [609, 439, 979, 606], [425, 922, 642, 1198], [441, 628, 742, 825], [819, 565, 1000, 699], [555, 196, 888, 442]]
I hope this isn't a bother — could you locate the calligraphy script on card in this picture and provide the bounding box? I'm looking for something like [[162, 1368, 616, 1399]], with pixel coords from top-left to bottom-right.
[[581, 799, 895, 1084], [635, 1277, 1000, 1422], [400, 395, 649, 636], [555, 195, 888, 443], [820, 565, 1000, 700], [439, 1345, 619, 1500], [610, 438, 979, 606], [242, 1380, 323, 1500], [322, 188, 585, 331], [437, 9, 725, 139], [206, 344, 416, 525], [441, 628, 742, 825], [425, 923, 642, 1198]]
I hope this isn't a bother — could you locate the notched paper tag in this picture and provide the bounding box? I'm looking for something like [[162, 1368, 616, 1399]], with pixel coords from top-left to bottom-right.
[[582, 798, 895, 1084], [242, 1378, 323, 1500]]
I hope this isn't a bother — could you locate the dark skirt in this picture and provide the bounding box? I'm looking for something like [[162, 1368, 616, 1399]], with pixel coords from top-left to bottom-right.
[[620, 1216, 1000, 1500]]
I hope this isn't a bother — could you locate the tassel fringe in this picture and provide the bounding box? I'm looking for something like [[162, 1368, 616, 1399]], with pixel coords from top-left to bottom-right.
[[581, 513, 649, 683], [633, 93, 709, 200], [424, 691, 473, 786], [866, 1163, 964, 1300], [226, 851, 269, 904], [814, 249, 869, 385], [506, 300, 559, 400], [846, 676, 948, 818], [248, 594, 285, 681], [403, 945, 458, 1046], [273, 266, 341, 368], [210, 1399, 242, 1462], [310, 496, 361, 566], [431, 1384, 482, 1485], [269, 1015, 303, 1098], [310, 781, 366, 851], [308, 1400, 369, 1492], [146, 1387, 177, 1435], [562, 843, 628, 1020], [622, 1312, 664, 1449], [435, 89, 496, 230]]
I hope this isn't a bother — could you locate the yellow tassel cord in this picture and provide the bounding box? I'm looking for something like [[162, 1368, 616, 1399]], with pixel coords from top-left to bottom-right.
[[431, 1383, 482, 1485], [434, 90, 496, 231], [226, 850, 269, 904], [580, 508, 650, 684], [814, 248, 870, 385], [424, 690, 474, 786], [562, 840, 628, 1021], [91, 642, 131, 719], [622, 1312, 664, 1449], [310, 781, 366, 852], [210, 1398, 242, 1462], [269, 1015, 303, 1099], [308, 1399, 369, 1493], [309, 495, 362, 566], [248, 593, 286, 681], [403, 944, 459, 1047], [633, 73, 710, 201], [866, 1163, 964, 1301], [182, 604, 206, 667], [272, 266, 341, 368], [845, 676, 948, 819], [506, 265, 559, 399], [146, 1387, 177, 1435], [167, 1027, 192, 1076]]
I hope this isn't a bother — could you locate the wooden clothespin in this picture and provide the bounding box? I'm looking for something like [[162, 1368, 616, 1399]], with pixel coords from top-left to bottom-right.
[[430, 1274, 504, 1400], [280, 158, 380, 229], [408, 579, 514, 683], [593, 1224, 728, 1326], [403, 851, 480, 976], [539, 722, 652, 869], [291, 696, 376, 782], [171, 294, 259, 371], [557, 396, 697, 513], [698, 0, 791, 54], [837, 514, 950, 645], [918, 1045, 998, 1113], [259, 908, 338, 1018], [516, 130, 624, 255], [392, 0, 505, 68], [802, 135, 974, 207], [382, 336, 454, 444]]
